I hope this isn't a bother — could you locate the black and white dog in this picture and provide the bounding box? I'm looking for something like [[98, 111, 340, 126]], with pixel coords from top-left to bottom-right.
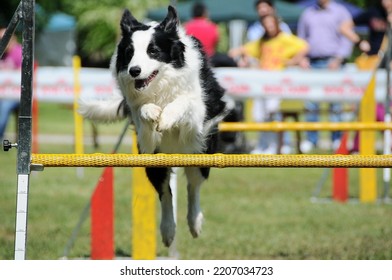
[[79, 6, 232, 247]]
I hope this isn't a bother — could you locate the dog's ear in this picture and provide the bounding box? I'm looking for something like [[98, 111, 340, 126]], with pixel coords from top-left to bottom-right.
[[159, 5, 179, 33], [120, 9, 141, 35]]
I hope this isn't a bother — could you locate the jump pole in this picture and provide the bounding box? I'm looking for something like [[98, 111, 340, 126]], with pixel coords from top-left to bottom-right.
[[91, 166, 114, 259], [332, 132, 349, 202], [131, 131, 157, 260], [359, 73, 377, 202], [73, 55, 84, 178]]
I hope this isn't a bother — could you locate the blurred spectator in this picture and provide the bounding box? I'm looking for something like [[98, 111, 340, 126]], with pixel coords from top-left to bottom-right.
[[381, 0, 392, 67], [0, 28, 22, 141], [383, 0, 392, 25], [184, 2, 236, 67], [351, 0, 392, 153], [297, 0, 369, 153], [229, 14, 308, 154], [184, 2, 218, 57], [245, 0, 294, 153], [354, 0, 387, 56], [0, 28, 22, 69], [247, 0, 292, 41]]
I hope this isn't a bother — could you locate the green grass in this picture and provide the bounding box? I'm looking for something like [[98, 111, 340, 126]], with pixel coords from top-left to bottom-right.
[[1, 103, 392, 260]]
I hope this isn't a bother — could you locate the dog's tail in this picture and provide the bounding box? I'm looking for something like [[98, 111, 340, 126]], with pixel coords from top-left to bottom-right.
[[78, 95, 129, 123], [203, 96, 235, 136]]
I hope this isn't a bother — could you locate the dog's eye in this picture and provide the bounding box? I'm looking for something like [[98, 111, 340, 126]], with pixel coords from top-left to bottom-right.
[[147, 45, 159, 56]]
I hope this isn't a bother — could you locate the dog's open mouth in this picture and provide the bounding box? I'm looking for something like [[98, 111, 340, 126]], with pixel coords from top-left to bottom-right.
[[134, 70, 159, 90]]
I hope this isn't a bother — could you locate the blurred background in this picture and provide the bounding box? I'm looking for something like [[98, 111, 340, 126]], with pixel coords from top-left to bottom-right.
[[0, 0, 371, 68]]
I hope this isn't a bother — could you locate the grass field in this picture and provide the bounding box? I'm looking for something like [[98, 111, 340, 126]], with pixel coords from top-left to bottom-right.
[[1, 103, 392, 260]]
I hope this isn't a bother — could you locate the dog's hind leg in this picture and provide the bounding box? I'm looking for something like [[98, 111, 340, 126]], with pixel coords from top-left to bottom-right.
[[184, 167, 209, 238], [145, 167, 175, 247]]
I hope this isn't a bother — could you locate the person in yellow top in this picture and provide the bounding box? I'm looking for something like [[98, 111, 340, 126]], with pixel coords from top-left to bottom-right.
[[229, 14, 309, 154], [231, 14, 309, 70]]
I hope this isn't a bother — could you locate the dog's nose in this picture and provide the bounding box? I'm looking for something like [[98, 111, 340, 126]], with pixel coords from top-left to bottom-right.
[[129, 66, 141, 77]]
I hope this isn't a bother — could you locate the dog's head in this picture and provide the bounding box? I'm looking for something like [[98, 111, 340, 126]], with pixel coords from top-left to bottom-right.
[[115, 6, 185, 91]]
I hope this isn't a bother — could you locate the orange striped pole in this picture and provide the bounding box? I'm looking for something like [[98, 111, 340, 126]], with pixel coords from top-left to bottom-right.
[[91, 167, 114, 259], [332, 132, 349, 202]]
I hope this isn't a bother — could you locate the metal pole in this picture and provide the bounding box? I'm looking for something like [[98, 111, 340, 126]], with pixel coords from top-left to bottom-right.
[[0, 3, 22, 58], [14, 0, 35, 260]]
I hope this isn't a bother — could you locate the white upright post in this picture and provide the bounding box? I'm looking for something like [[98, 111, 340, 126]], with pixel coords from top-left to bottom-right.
[[14, 174, 30, 260], [169, 168, 179, 258]]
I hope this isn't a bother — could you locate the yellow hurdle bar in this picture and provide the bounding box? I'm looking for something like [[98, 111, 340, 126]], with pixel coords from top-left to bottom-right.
[[31, 153, 392, 168], [219, 122, 392, 132]]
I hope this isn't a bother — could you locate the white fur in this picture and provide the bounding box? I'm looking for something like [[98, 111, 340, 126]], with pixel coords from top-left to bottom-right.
[[78, 93, 125, 123]]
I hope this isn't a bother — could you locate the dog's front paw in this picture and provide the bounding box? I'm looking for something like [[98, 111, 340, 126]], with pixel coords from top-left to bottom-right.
[[140, 103, 162, 122], [157, 109, 181, 132]]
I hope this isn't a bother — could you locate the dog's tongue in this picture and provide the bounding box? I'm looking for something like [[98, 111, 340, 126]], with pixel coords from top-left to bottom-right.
[[134, 71, 158, 90]]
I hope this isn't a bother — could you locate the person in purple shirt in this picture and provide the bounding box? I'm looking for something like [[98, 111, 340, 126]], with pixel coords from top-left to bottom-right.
[[297, 0, 364, 153], [0, 28, 22, 141]]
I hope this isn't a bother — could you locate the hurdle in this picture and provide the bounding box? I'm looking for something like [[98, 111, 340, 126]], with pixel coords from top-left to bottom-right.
[[29, 153, 392, 168], [16, 119, 392, 260]]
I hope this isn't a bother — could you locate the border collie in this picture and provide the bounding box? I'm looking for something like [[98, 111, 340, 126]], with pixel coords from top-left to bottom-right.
[[79, 6, 232, 247]]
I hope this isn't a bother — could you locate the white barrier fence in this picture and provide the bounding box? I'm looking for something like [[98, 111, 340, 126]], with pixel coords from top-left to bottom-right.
[[214, 67, 387, 102], [0, 66, 388, 103], [0, 67, 116, 103]]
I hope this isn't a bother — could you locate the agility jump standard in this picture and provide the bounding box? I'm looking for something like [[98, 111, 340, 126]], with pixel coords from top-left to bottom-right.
[[0, 0, 35, 261], [30, 120, 392, 169]]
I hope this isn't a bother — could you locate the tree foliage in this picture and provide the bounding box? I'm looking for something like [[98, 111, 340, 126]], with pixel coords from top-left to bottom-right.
[[58, 0, 170, 66]]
